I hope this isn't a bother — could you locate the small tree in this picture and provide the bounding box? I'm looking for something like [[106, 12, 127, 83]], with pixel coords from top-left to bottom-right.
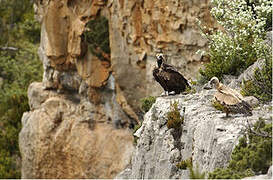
[[197, 0, 272, 82]]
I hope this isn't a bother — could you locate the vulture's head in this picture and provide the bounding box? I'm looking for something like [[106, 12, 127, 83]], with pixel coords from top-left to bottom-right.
[[155, 53, 165, 67], [203, 76, 220, 90], [209, 77, 220, 88]]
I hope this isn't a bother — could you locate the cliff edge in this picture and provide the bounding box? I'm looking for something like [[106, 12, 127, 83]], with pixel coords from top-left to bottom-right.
[[116, 88, 271, 179]]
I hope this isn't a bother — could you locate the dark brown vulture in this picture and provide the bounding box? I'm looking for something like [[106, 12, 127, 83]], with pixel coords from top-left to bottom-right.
[[209, 77, 252, 117], [153, 53, 190, 95]]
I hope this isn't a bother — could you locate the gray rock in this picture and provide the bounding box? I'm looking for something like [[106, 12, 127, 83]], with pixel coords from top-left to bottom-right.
[[116, 89, 272, 179], [28, 82, 50, 110], [238, 59, 265, 83], [228, 59, 266, 89], [59, 71, 82, 92], [243, 96, 259, 107]]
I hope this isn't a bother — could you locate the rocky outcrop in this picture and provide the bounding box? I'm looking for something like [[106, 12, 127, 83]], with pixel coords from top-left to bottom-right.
[[19, 82, 134, 178], [34, 0, 216, 112], [116, 89, 271, 179], [20, 0, 217, 178], [108, 0, 215, 110]]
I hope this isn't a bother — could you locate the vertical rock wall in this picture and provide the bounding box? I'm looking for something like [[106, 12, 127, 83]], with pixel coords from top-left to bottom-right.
[[108, 0, 214, 110], [36, 0, 215, 112]]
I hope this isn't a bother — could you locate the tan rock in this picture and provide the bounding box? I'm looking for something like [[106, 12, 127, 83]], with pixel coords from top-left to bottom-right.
[[77, 51, 110, 88], [20, 83, 134, 179], [108, 0, 216, 110]]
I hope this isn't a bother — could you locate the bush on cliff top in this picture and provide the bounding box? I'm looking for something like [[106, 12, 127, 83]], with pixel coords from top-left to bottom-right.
[[198, 0, 272, 83], [208, 118, 272, 179]]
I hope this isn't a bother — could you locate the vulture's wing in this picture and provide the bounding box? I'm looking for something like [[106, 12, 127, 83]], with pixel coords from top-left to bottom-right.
[[214, 91, 239, 105], [228, 87, 244, 100], [218, 82, 244, 99], [162, 63, 179, 73], [153, 68, 161, 82], [219, 84, 244, 99], [163, 63, 189, 85], [216, 84, 241, 105]]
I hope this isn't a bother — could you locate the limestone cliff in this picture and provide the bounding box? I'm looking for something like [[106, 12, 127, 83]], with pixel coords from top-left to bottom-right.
[[114, 58, 272, 179], [20, 0, 217, 178], [34, 0, 215, 112], [109, 0, 214, 110], [116, 89, 271, 179]]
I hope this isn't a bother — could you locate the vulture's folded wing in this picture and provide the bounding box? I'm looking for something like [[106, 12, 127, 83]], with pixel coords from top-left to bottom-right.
[[214, 91, 240, 105]]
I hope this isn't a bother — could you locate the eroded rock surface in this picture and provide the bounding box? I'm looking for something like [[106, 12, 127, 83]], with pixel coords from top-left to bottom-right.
[[20, 82, 134, 178], [20, 0, 218, 178], [116, 89, 272, 179], [35, 0, 216, 112], [108, 0, 215, 110]]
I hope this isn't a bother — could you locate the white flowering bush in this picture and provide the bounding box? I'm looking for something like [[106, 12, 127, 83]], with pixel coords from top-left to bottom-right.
[[198, 0, 272, 82]]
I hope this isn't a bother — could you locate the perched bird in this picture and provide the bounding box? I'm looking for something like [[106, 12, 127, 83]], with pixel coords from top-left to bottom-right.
[[208, 77, 252, 117], [153, 53, 190, 96]]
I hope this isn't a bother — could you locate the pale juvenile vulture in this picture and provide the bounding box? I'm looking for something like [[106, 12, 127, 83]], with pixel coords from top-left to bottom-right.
[[208, 77, 252, 117]]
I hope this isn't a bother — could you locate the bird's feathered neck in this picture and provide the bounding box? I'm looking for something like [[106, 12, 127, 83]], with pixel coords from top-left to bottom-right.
[[157, 59, 163, 68]]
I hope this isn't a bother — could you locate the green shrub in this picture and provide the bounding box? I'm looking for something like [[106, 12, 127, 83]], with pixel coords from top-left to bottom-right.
[[176, 158, 192, 170], [189, 164, 206, 179], [167, 101, 184, 129], [83, 16, 110, 61], [0, 0, 39, 45], [212, 100, 224, 112], [198, 0, 272, 83], [177, 158, 205, 179], [140, 96, 156, 113], [0, 0, 43, 177], [241, 58, 272, 102], [209, 167, 254, 179], [133, 123, 142, 145], [208, 118, 272, 179], [0, 45, 42, 178]]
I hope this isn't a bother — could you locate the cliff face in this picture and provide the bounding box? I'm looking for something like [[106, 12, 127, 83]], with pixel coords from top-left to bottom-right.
[[19, 0, 216, 178], [116, 90, 271, 179], [109, 0, 214, 110], [34, 0, 214, 112], [19, 82, 134, 178]]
